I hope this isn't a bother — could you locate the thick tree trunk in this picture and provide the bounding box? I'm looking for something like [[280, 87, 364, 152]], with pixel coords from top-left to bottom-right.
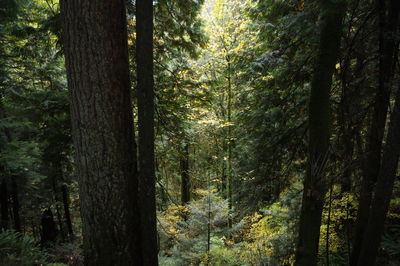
[[295, 1, 346, 265], [60, 0, 142, 265], [61, 184, 73, 236], [136, 0, 159, 264], [350, 1, 400, 264], [356, 85, 400, 265], [0, 179, 9, 231], [180, 143, 190, 205]]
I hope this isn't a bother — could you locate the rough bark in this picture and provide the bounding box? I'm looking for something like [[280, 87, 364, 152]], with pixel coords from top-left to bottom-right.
[[351, 1, 400, 264], [136, 0, 159, 264], [356, 85, 400, 265], [180, 144, 190, 205], [295, 1, 346, 265], [60, 0, 142, 264]]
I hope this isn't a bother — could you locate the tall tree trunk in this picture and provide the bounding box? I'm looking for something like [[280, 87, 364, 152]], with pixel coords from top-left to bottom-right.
[[61, 184, 73, 236], [0, 179, 9, 231], [221, 139, 227, 193], [180, 143, 190, 205], [227, 59, 233, 228], [295, 1, 346, 265], [0, 97, 9, 233], [338, 40, 366, 193], [60, 1, 142, 265], [351, 1, 400, 264], [136, 0, 159, 264], [10, 176, 20, 232], [338, 79, 354, 192], [356, 85, 400, 265]]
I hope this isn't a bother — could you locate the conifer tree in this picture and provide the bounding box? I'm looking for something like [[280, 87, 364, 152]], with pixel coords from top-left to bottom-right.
[[295, 1, 346, 265], [61, 1, 142, 264]]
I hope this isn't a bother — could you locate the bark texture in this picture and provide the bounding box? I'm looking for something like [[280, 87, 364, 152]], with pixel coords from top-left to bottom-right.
[[136, 0, 159, 264], [295, 1, 346, 265], [60, 0, 142, 264]]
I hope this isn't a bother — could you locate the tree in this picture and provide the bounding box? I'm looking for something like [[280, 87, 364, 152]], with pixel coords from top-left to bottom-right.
[[295, 1, 346, 265], [234, 0, 316, 211], [136, 0, 159, 264], [356, 87, 400, 265], [180, 143, 190, 205], [198, 0, 259, 221], [60, 1, 142, 264], [351, 0, 400, 263], [0, 0, 73, 238], [166, 189, 230, 265], [0, 0, 18, 233]]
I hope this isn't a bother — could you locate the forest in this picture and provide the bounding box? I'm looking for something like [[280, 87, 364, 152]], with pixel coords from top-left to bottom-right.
[[0, 0, 400, 265]]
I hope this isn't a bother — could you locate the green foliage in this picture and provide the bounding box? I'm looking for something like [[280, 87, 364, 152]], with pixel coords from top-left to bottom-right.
[[0, 231, 82, 266], [158, 183, 302, 265], [229, 182, 301, 265], [235, 0, 318, 209], [379, 228, 400, 266], [1, 0, 399, 264], [0, 0, 74, 235], [159, 204, 189, 252], [158, 189, 230, 263], [155, 0, 206, 58], [318, 187, 358, 265], [0, 230, 48, 265], [159, 189, 230, 265]]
